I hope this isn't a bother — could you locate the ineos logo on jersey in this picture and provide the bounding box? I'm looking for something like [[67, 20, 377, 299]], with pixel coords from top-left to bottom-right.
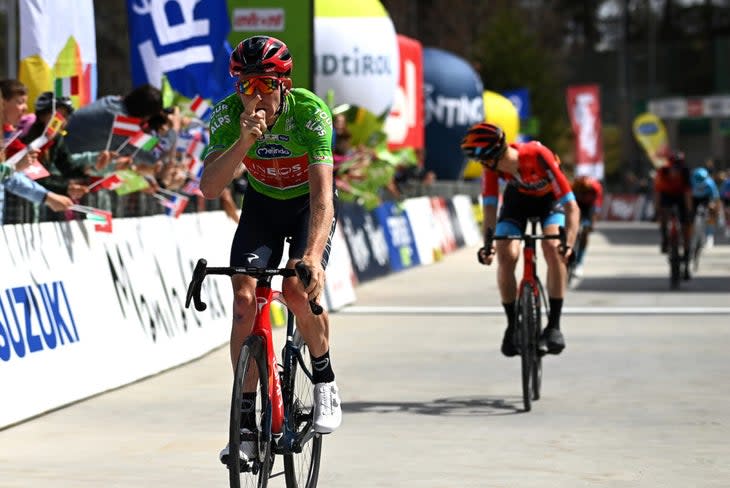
[[265, 164, 303, 177], [256, 144, 292, 158]]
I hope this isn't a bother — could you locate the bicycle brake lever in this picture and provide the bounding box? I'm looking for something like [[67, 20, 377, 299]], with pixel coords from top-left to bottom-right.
[[558, 226, 568, 255], [185, 258, 208, 312], [294, 261, 324, 316]]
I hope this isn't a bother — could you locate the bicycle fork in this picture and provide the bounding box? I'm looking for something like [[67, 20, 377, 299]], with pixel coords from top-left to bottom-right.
[[254, 284, 285, 435]]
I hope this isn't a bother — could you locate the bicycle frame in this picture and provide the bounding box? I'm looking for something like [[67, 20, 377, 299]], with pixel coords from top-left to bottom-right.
[[185, 258, 322, 454]]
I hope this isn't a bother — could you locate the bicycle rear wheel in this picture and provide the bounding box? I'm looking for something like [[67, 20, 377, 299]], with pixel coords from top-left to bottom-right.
[[229, 335, 272, 488], [518, 284, 539, 412], [283, 327, 322, 488]]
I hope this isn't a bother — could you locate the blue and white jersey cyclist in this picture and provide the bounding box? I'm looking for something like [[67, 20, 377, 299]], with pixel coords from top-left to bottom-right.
[[690, 167, 720, 246], [199, 35, 342, 465]]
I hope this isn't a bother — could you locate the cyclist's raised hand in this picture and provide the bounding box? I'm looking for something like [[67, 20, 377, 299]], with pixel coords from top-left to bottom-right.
[[240, 94, 267, 145]]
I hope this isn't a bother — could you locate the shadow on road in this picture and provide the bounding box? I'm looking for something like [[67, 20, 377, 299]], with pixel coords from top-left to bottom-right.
[[573, 275, 730, 293], [342, 396, 525, 417]]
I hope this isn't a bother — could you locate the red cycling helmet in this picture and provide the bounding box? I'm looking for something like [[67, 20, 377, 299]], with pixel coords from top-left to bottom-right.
[[460, 122, 507, 163], [229, 35, 293, 77]]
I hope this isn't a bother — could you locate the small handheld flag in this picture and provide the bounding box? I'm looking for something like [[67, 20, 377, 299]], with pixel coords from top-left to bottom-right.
[[54, 76, 80, 98], [189, 95, 211, 120]]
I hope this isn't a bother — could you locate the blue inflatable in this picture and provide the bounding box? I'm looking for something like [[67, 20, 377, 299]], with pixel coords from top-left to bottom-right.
[[423, 48, 484, 180]]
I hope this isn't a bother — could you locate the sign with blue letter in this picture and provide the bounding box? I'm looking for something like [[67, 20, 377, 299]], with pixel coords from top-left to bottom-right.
[[127, 0, 233, 103]]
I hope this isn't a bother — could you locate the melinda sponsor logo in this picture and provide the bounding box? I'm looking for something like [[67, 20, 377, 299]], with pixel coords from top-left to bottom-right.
[[0, 281, 79, 361], [256, 144, 292, 158], [232, 8, 284, 32], [316, 47, 393, 76], [637, 123, 659, 135]]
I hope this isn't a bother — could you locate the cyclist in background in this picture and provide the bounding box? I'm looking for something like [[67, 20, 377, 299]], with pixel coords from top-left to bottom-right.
[[461, 122, 579, 357], [571, 174, 604, 278], [199, 35, 341, 465], [653, 151, 693, 279], [690, 167, 720, 249], [720, 171, 730, 238]]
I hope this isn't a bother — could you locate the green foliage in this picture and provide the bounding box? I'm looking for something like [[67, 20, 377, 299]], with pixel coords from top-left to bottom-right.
[[472, 4, 569, 149]]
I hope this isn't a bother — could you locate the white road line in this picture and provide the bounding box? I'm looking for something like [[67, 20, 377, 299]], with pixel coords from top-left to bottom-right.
[[338, 306, 730, 316]]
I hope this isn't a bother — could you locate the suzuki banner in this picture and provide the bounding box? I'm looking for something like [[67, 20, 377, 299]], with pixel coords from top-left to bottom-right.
[[566, 84, 604, 180], [227, 0, 314, 90], [384, 35, 424, 150], [127, 0, 232, 103]]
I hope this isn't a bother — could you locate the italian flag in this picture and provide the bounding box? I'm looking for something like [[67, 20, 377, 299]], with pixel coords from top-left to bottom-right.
[[54, 76, 79, 97], [128, 132, 158, 151]]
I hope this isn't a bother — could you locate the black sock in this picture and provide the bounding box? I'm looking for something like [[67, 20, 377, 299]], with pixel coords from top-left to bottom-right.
[[548, 298, 563, 330], [311, 350, 335, 384], [241, 392, 257, 430], [503, 302, 516, 329]]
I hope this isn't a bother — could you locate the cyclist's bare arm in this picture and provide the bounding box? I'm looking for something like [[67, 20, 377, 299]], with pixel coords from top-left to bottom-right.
[[200, 96, 263, 198], [300, 163, 335, 299], [562, 199, 580, 258]]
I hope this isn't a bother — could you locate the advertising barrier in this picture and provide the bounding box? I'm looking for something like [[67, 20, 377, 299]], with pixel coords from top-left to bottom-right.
[[2, 195, 479, 428], [0, 212, 237, 428]]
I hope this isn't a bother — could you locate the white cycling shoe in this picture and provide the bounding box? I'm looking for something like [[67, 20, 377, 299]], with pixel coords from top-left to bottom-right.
[[219, 428, 257, 465], [313, 381, 342, 434]]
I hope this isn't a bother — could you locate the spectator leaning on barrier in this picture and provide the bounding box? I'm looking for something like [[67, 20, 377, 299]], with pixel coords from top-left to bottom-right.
[[64, 83, 163, 167], [0, 79, 74, 223], [20, 92, 99, 204]]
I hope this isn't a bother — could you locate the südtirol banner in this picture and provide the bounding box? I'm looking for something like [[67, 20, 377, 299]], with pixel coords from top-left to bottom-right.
[[315, 0, 399, 119], [227, 0, 314, 91], [384, 35, 424, 151], [18, 0, 97, 111], [566, 84, 604, 180]]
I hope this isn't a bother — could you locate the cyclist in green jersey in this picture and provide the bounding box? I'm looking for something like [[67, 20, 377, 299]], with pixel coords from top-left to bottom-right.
[[200, 36, 341, 465]]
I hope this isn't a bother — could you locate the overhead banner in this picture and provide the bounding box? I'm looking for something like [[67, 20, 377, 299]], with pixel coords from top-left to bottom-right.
[[566, 84, 604, 180], [127, 0, 232, 104], [314, 0, 399, 119], [632, 112, 669, 169], [423, 47, 484, 180], [384, 34, 424, 150], [227, 0, 314, 90], [18, 0, 97, 111]]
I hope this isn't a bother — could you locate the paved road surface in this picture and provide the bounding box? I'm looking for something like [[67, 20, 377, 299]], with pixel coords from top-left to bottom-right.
[[2, 223, 729, 487]]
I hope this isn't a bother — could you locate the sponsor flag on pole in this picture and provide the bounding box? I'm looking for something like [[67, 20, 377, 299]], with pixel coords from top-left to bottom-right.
[[566, 84, 604, 180], [632, 112, 669, 169], [189, 95, 211, 120], [54, 76, 80, 97]]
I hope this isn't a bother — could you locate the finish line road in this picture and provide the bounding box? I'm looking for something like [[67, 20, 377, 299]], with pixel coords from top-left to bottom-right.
[[1, 223, 728, 487]]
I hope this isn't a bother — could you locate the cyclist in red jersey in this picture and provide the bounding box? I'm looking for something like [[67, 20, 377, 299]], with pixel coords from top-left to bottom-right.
[[461, 122, 579, 356], [571, 175, 604, 277], [653, 150, 692, 279]]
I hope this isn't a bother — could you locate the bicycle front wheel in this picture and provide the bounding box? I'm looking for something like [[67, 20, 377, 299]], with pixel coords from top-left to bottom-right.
[[229, 335, 272, 488], [518, 284, 539, 412], [283, 328, 322, 488]]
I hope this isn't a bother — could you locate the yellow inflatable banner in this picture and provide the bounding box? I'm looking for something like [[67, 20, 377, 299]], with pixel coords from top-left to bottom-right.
[[463, 90, 519, 179], [632, 112, 669, 168]]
